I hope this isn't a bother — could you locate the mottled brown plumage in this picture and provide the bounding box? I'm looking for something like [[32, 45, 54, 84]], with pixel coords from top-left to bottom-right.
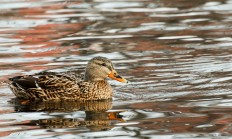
[[9, 56, 127, 102]]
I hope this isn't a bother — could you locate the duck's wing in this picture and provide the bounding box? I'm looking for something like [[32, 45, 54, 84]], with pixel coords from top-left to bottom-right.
[[37, 74, 78, 89], [9, 75, 38, 89], [9, 72, 83, 90]]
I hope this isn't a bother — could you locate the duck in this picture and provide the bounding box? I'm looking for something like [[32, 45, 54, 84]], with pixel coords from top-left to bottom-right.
[[9, 56, 127, 102]]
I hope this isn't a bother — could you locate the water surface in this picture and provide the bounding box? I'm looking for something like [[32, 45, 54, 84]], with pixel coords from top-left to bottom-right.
[[1, 0, 232, 138]]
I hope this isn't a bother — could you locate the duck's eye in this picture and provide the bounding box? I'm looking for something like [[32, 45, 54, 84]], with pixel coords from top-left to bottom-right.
[[101, 63, 107, 66]]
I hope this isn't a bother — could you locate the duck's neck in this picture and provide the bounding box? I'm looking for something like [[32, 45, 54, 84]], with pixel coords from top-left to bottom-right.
[[84, 73, 106, 82], [84, 77, 106, 82]]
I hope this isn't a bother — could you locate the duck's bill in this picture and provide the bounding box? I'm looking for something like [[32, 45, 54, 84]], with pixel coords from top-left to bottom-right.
[[108, 70, 127, 83]]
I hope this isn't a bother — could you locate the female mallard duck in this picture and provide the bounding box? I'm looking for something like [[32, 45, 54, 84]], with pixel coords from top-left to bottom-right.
[[9, 56, 127, 101]]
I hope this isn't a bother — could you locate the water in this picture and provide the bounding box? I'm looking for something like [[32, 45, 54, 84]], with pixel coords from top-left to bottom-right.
[[1, 0, 232, 138]]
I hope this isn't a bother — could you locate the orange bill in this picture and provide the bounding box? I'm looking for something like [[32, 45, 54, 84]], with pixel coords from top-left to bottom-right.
[[108, 70, 127, 83]]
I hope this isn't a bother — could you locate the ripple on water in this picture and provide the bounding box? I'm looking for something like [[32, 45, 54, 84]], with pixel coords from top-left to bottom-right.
[[1, 0, 232, 138]]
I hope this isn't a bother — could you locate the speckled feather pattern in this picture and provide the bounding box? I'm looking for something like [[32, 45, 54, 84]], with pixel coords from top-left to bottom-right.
[[8, 56, 125, 102], [9, 73, 113, 101]]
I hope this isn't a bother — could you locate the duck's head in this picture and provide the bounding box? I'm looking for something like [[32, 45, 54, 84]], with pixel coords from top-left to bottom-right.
[[84, 56, 127, 83]]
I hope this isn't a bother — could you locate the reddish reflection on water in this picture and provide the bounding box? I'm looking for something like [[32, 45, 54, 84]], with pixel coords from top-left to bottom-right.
[[1, 0, 232, 138]]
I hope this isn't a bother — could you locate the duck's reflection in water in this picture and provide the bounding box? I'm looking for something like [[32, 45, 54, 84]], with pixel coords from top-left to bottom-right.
[[12, 99, 125, 131]]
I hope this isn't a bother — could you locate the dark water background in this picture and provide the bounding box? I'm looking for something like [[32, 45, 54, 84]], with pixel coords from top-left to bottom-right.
[[1, 0, 232, 138]]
